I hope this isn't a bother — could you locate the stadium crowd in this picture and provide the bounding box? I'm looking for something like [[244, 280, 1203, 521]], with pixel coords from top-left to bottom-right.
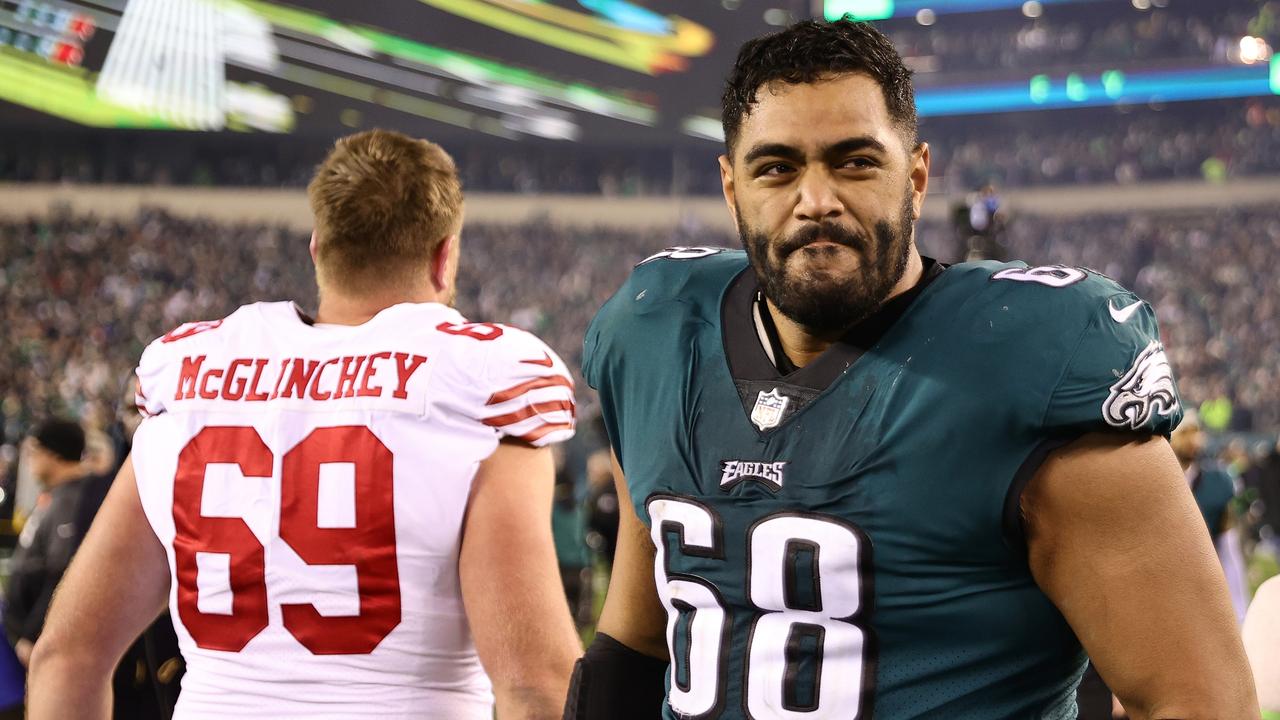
[[2, 204, 1278, 458], [890, 1, 1274, 74], [3, 100, 1278, 193], [934, 100, 1280, 188]]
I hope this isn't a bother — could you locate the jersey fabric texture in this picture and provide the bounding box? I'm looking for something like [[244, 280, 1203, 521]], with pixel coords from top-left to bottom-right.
[[131, 301, 575, 720], [583, 249, 1181, 720]]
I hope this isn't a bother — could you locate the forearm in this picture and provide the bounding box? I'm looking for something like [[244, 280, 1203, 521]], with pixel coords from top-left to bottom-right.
[[26, 645, 114, 720], [494, 676, 575, 720]]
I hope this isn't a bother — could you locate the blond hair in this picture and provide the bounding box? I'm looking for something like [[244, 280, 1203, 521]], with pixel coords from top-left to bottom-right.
[[308, 129, 463, 293]]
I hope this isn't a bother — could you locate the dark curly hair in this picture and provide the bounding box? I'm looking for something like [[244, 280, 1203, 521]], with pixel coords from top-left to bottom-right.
[[721, 19, 917, 156]]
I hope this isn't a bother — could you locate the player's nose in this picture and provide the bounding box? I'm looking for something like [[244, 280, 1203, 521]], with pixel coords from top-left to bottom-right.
[[792, 168, 844, 223]]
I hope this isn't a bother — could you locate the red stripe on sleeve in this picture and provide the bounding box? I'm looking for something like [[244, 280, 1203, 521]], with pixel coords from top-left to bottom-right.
[[515, 423, 575, 444], [482, 400, 576, 428], [485, 375, 574, 405]]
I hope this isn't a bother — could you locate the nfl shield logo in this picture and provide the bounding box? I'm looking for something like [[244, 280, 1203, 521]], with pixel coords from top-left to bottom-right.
[[750, 389, 790, 431]]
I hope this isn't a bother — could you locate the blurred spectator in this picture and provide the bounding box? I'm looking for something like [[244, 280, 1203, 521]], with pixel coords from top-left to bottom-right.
[[584, 448, 619, 568], [551, 446, 592, 628], [956, 184, 1008, 261], [1245, 439, 1280, 548], [3, 419, 90, 667]]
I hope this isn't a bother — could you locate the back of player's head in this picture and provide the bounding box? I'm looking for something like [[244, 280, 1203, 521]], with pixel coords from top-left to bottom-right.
[[30, 417, 85, 463], [308, 129, 463, 293], [721, 19, 917, 155]]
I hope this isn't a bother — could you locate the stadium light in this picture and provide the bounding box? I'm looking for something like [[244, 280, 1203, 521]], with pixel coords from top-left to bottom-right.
[[824, 0, 895, 21], [1065, 73, 1089, 101], [1101, 70, 1126, 99], [1029, 74, 1050, 103], [1238, 36, 1273, 66]]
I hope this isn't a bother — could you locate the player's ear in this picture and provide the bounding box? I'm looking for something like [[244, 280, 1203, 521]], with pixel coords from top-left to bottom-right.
[[431, 234, 459, 292], [308, 231, 319, 265], [910, 142, 930, 221], [719, 154, 740, 234]]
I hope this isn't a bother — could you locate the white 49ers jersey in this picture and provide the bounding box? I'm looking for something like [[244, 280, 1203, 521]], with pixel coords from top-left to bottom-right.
[[130, 301, 576, 720]]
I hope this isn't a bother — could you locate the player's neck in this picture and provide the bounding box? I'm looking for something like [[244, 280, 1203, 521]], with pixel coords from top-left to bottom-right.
[[766, 249, 925, 369], [315, 286, 445, 326]]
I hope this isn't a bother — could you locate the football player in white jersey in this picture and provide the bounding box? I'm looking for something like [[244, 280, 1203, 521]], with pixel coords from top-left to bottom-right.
[[28, 130, 583, 719]]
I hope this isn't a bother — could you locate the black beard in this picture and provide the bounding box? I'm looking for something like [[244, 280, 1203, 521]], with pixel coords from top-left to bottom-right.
[[739, 190, 915, 335]]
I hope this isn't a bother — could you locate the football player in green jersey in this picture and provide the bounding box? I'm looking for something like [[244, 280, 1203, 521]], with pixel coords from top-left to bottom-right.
[[563, 18, 1257, 720]]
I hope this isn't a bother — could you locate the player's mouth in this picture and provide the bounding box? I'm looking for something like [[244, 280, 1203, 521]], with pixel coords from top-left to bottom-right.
[[799, 239, 846, 251], [777, 222, 865, 260]]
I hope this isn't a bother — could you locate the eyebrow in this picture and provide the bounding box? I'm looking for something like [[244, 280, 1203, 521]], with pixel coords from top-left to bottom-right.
[[742, 142, 804, 166], [741, 135, 890, 166]]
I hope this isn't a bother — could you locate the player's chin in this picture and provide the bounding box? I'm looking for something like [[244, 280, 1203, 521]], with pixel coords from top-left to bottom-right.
[[781, 271, 859, 308]]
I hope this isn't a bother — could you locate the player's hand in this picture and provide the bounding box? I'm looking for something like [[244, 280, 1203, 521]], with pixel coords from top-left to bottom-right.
[[1111, 693, 1128, 719]]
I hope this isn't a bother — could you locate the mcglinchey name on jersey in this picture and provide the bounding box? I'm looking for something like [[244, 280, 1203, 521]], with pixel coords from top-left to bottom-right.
[[171, 353, 428, 404]]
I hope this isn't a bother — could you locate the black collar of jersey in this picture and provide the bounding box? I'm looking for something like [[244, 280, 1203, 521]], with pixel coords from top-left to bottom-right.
[[722, 257, 946, 391]]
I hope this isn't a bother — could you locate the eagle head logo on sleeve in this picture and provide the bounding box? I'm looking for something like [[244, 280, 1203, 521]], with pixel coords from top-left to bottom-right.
[[1103, 341, 1180, 429]]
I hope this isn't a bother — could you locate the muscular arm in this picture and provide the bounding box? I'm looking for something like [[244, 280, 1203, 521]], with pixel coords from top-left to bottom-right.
[[27, 455, 171, 720], [593, 451, 668, 660], [459, 439, 582, 720], [1023, 434, 1257, 720]]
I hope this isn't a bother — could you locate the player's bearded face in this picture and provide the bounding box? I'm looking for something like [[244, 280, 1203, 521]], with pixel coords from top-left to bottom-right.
[[739, 185, 915, 333]]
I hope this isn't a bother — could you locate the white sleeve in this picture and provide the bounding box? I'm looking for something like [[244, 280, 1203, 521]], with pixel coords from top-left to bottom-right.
[[477, 328, 576, 447], [134, 338, 169, 418]]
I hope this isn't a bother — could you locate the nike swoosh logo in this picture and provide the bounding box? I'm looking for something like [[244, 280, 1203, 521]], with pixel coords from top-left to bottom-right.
[[520, 352, 554, 367], [1109, 299, 1143, 323]]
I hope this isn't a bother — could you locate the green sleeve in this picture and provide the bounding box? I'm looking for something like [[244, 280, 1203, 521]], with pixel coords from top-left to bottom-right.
[[1041, 291, 1182, 437]]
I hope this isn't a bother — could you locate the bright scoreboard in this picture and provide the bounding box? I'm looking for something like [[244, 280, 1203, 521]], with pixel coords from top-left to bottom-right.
[[0, 0, 768, 141], [1, 0, 1276, 143]]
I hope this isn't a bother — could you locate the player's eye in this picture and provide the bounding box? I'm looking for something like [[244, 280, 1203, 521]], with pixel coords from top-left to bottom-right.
[[839, 157, 877, 170], [758, 163, 795, 178]]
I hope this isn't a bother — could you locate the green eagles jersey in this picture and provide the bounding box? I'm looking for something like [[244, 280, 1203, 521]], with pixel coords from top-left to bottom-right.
[[583, 248, 1182, 720], [1190, 462, 1236, 538]]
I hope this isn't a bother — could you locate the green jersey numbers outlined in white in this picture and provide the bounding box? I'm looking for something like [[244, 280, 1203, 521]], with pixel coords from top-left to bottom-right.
[[648, 495, 875, 720]]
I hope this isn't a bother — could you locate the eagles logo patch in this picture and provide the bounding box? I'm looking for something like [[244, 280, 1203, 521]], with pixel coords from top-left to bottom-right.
[[750, 388, 789, 431], [1103, 341, 1180, 429]]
